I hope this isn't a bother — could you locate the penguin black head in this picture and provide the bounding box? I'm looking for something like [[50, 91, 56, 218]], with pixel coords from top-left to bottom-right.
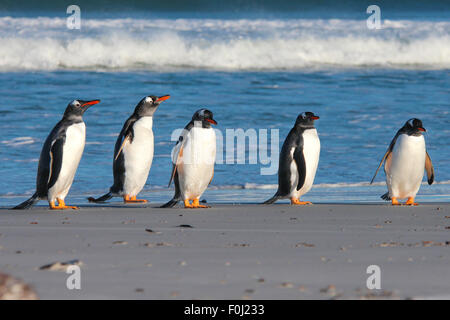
[[192, 108, 217, 128], [404, 118, 426, 136], [64, 99, 100, 121], [134, 95, 170, 117], [295, 112, 319, 128]]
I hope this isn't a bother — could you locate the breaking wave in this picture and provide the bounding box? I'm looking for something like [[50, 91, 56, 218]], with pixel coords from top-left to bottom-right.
[[0, 17, 449, 71]]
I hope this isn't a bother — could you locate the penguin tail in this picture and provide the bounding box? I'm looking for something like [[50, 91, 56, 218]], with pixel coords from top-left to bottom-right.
[[12, 193, 39, 210], [380, 192, 391, 201], [262, 193, 281, 205], [160, 198, 179, 208], [88, 192, 113, 203]]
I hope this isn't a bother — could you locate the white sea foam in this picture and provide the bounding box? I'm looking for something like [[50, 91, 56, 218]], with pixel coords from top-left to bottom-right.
[[1, 136, 36, 146], [0, 17, 449, 71]]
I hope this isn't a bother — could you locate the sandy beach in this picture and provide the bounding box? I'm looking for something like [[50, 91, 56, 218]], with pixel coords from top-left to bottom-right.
[[0, 203, 449, 299]]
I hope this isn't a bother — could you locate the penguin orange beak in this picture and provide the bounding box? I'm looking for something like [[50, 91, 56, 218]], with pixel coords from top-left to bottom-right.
[[206, 119, 217, 125], [81, 100, 101, 108], [418, 127, 426, 132], [156, 95, 170, 102], [311, 116, 320, 120]]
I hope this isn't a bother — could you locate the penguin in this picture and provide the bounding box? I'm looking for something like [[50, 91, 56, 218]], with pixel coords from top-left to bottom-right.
[[88, 95, 170, 204], [370, 118, 434, 206], [264, 112, 320, 205], [13, 99, 100, 210], [161, 109, 217, 208]]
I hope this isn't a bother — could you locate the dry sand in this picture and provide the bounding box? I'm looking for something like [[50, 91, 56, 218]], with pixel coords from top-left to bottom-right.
[[0, 203, 449, 299]]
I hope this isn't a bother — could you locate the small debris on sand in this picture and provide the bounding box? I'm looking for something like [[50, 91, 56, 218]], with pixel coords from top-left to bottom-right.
[[295, 242, 315, 248], [298, 285, 307, 292], [170, 291, 179, 297], [280, 282, 294, 288], [0, 272, 38, 300], [39, 259, 83, 272], [112, 240, 128, 245], [142, 242, 175, 248], [320, 285, 337, 296]]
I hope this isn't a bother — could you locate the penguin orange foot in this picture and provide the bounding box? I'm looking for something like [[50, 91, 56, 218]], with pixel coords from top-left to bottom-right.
[[123, 195, 148, 203], [49, 199, 79, 210], [183, 199, 209, 208], [192, 199, 209, 208], [290, 198, 312, 205], [405, 197, 419, 206], [183, 199, 194, 208], [391, 197, 401, 206]]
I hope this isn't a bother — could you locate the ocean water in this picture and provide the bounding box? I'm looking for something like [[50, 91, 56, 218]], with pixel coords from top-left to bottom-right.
[[0, 2, 449, 206]]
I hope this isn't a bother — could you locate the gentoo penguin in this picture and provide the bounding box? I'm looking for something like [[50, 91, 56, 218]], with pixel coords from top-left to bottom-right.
[[13, 99, 100, 210], [264, 112, 320, 205], [161, 109, 217, 208], [88, 95, 170, 204], [370, 118, 434, 205]]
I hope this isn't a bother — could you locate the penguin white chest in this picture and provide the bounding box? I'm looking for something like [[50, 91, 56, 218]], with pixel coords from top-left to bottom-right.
[[387, 134, 425, 199], [48, 122, 86, 201], [290, 128, 320, 197], [123, 116, 154, 196], [178, 127, 216, 200]]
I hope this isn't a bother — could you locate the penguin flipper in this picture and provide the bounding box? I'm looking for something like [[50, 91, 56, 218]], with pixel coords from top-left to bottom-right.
[[425, 151, 434, 185], [114, 135, 131, 161], [48, 137, 65, 189], [168, 163, 177, 187], [209, 167, 214, 186], [87, 192, 113, 203], [293, 147, 306, 191], [370, 150, 391, 184], [370, 130, 402, 184], [12, 193, 39, 210], [168, 144, 183, 187]]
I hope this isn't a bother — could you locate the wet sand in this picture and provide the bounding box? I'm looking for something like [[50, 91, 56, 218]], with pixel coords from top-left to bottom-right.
[[0, 203, 449, 299]]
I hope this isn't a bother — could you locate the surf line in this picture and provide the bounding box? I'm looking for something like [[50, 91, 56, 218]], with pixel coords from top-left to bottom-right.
[[184, 304, 219, 317]]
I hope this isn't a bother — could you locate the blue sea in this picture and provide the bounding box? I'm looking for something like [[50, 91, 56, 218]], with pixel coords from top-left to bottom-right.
[[0, 1, 449, 206]]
